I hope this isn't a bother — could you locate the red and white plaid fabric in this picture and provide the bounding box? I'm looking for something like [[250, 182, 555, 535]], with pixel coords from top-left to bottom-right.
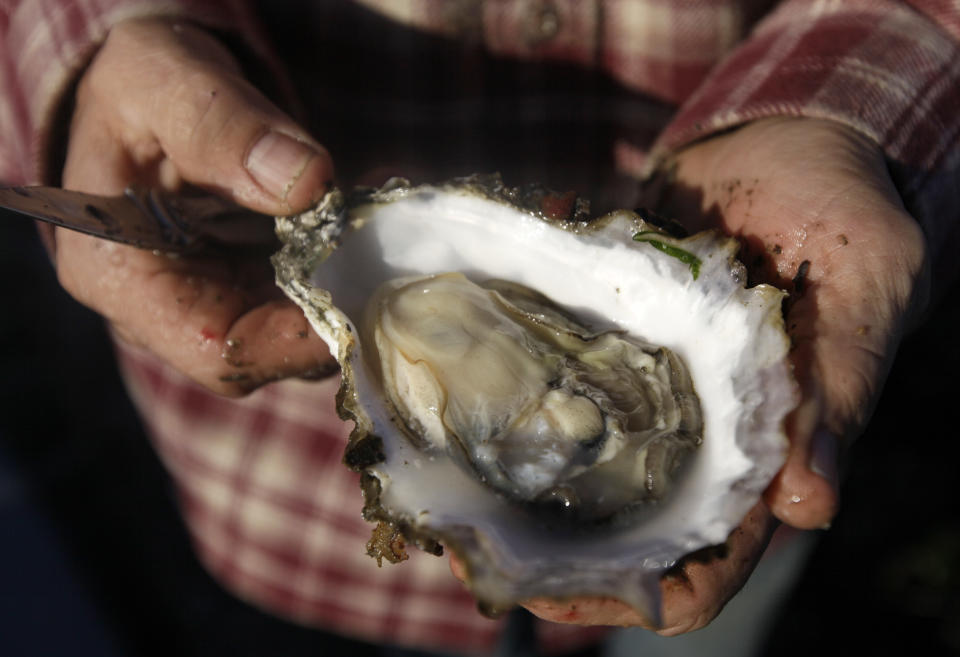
[[3, 0, 960, 654], [116, 341, 610, 654]]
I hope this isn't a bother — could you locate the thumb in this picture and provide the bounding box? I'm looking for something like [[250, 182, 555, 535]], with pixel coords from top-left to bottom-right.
[[764, 375, 839, 530], [85, 18, 333, 214], [155, 71, 333, 214]]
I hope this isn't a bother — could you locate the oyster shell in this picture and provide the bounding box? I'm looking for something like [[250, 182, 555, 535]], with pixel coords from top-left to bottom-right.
[[273, 175, 796, 622]]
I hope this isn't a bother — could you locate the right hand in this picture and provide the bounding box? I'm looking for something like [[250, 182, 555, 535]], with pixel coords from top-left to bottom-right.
[[56, 18, 335, 395]]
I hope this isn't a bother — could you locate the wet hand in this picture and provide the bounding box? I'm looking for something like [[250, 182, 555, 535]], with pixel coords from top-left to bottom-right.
[[657, 116, 929, 531], [56, 18, 335, 395]]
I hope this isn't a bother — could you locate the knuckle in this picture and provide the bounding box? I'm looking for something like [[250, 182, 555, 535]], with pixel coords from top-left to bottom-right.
[[164, 71, 263, 168], [662, 611, 713, 636], [168, 70, 226, 141]]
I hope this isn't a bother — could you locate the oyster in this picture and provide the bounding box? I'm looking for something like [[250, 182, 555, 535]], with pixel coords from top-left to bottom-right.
[[364, 271, 703, 523], [273, 175, 796, 622]]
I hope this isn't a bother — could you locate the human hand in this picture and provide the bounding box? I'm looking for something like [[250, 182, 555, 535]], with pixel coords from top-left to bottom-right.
[[465, 117, 929, 633], [450, 501, 777, 633], [658, 117, 928, 530], [55, 18, 335, 395]]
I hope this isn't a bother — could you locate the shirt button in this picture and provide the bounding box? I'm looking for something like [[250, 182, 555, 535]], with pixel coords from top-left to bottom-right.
[[525, 0, 561, 46]]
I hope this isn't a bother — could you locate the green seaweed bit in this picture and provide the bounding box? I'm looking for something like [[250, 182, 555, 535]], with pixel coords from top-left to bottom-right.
[[633, 231, 702, 280]]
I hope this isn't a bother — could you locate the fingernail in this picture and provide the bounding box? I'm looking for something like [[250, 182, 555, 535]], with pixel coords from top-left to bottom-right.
[[245, 131, 317, 201], [809, 428, 839, 491]]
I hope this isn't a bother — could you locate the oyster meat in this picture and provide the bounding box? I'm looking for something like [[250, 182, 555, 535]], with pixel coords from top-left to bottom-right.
[[364, 271, 702, 523], [273, 175, 796, 621]]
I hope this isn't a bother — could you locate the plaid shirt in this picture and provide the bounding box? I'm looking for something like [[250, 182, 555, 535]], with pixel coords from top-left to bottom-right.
[[3, 1, 959, 654]]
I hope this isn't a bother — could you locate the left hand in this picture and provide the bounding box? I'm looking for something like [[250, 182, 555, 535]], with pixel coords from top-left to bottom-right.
[[455, 117, 930, 633]]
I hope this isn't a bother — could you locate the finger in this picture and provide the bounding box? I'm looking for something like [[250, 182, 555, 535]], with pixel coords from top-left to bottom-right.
[[764, 215, 923, 529], [517, 503, 776, 632], [77, 18, 333, 214], [216, 299, 336, 392], [62, 90, 138, 196], [656, 504, 776, 635], [763, 370, 839, 530], [55, 229, 332, 395], [523, 596, 651, 628], [450, 546, 655, 626], [762, 285, 840, 531], [763, 218, 921, 530], [455, 505, 775, 631]]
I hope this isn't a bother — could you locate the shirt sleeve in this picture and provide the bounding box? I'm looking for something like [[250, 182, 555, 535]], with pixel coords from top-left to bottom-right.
[[0, 0, 275, 186], [649, 0, 960, 281]]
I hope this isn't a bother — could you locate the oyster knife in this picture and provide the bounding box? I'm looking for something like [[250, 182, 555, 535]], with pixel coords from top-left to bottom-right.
[[0, 184, 264, 253]]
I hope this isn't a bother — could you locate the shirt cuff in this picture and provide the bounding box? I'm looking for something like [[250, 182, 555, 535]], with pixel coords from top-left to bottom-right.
[[648, 0, 960, 275]]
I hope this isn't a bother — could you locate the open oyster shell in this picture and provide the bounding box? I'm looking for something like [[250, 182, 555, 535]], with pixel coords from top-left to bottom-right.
[[273, 175, 796, 622]]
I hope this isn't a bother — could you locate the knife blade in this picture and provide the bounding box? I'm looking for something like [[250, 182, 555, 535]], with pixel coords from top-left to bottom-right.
[[0, 185, 268, 253]]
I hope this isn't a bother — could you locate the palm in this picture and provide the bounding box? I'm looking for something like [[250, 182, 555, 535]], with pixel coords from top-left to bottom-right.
[[652, 117, 928, 526]]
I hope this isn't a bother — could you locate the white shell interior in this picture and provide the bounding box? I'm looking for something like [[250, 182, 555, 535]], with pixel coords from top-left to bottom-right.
[[300, 186, 794, 618]]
